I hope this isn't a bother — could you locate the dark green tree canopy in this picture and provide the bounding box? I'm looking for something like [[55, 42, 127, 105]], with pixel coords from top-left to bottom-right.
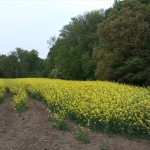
[[47, 10, 105, 80], [94, 0, 150, 85], [0, 48, 45, 78], [138, 0, 150, 5]]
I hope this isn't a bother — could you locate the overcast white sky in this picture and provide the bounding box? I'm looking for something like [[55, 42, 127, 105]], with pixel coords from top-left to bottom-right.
[[0, 0, 114, 59]]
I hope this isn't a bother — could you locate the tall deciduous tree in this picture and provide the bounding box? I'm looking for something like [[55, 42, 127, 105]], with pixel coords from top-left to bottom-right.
[[94, 0, 150, 85], [47, 10, 104, 80]]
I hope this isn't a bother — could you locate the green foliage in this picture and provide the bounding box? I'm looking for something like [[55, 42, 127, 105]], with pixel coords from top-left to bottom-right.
[[137, 0, 150, 5], [47, 10, 104, 80], [116, 57, 146, 84], [75, 125, 90, 143], [0, 98, 4, 104], [49, 110, 69, 131], [46, 0, 150, 86], [0, 54, 18, 78], [0, 96, 3, 104], [0, 48, 46, 78], [95, 0, 150, 85], [99, 143, 108, 150]]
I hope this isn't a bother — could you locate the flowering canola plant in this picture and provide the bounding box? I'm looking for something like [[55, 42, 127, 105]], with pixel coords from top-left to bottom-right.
[[1, 78, 150, 137], [5, 79, 28, 113], [0, 79, 6, 103]]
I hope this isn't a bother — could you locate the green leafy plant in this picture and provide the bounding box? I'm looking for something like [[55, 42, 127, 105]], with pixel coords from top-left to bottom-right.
[[48, 110, 69, 131], [99, 143, 108, 150], [75, 125, 90, 143], [0, 96, 4, 103]]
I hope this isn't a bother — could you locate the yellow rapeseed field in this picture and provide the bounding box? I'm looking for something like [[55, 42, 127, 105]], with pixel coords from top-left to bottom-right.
[[1, 78, 150, 137]]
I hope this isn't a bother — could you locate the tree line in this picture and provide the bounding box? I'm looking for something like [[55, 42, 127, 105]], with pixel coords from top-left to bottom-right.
[[0, 0, 150, 86], [0, 48, 45, 78]]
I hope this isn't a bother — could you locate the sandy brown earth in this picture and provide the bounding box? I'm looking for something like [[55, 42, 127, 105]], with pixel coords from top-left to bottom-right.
[[0, 97, 149, 150]]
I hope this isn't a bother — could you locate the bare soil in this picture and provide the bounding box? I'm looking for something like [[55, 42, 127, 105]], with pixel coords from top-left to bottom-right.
[[0, 97, 149, 150]]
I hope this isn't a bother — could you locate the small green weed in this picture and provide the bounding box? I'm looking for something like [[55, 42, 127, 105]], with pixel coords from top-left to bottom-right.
[[75, 125, 90, 143], [99, 143, 109, 150], [0, 96, 4, 103], [48, 109, 69, 131]]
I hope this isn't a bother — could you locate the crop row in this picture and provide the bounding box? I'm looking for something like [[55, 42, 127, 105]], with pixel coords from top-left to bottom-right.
[[5, 80, 28, 113]]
